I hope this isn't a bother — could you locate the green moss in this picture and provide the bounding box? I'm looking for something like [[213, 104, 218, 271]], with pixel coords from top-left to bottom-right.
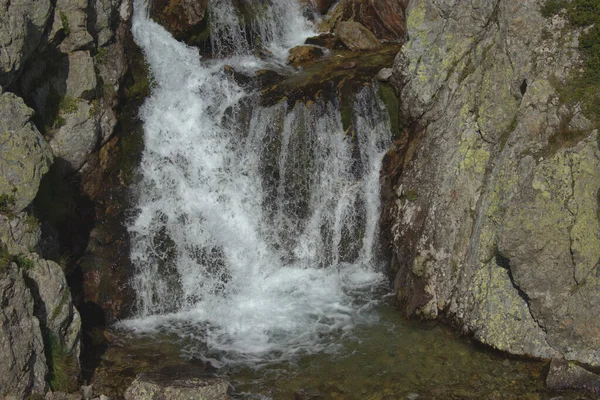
[[405, 190, 419, 202], [47, 333, 78, 392], [543, 0, 600, 124], [0, 193, 16, 214], [60, 12, 70, 36], [129, 59, 155, 100], [51, 288, 71, 321], [25, 214, 40, 233], [0, 243, 11, 271], [95, 46, 109, 64], [59, 96, 79, 114], [13, 254, 34, 270]]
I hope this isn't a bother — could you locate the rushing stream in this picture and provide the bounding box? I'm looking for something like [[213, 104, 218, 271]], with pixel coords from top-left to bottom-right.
[[123, 0, 390, 366], [102, 1, 598, 398]]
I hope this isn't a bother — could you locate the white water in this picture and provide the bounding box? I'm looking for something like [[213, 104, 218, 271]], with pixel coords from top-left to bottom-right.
[[123, 0, 392, 365]]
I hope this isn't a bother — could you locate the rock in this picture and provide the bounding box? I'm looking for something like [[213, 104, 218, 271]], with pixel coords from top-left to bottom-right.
[[323, 0, 407, 42], [0, 264, 48, 398], [383, 0, 600, 365], [82, 384, 93, 399], [300, 0, 336, 15], [305, 33, 341, 49], [64, 51, 98, 100], [90, 0, 119, 47], [123, 366, 230, 400], [377, 67, 393, 82], [294, 387, 326, 399], [546, 359, 600, 394], [150, 0, 208, 40], [288, 45, 325, 66], [0, 93, 54, 213], [335, 21, 382, 51], [49, 100, 99, 171], [25, 254, 82, 364], [0, 0, 52, 86], [49, 0, 95, 52], [0, 212, 42, 255], [45, 392, 83, 400]]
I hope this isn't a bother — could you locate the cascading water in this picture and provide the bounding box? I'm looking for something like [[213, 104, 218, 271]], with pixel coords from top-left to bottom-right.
[[123, 0, 392, 365]]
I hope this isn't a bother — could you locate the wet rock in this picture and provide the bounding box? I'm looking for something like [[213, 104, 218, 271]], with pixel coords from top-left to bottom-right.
[[123, 366, 230, 400], [150, 0, 208, 40], [294, 387, 326, 399], [45, 392, 83, 400], [288, 45, 325, 66], [0, 92, 54, 213], [335, 21, 382, 51], [0, 0, 52, 86], [305, 33, 340, 49], [0, 264, 48, 398], [546, 359, 600, 395]]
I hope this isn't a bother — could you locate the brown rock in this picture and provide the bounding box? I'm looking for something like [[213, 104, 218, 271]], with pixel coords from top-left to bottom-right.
[[287, 45, 325, 66], [324, 0, 407, 42], [305, 33, 341, 50], [150, 0, 208, 39], [546, 359, 600, 395], [334, 21, 382, 51]]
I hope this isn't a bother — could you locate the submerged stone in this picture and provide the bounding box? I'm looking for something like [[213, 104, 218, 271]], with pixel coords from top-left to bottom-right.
[[546, 359, 600, 395]]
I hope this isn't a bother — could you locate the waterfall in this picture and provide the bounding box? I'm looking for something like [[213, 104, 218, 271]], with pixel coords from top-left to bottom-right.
[[123, 0, 392, 365]]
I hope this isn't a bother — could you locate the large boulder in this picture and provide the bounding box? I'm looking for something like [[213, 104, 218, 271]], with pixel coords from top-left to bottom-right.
[[384, 0, 600, 365], [0, 0, 52, 86], [0, 92, 54, 213], [335, 21, 382, 50], [0, 264, 48, 398], [150, 0, 208, 40], [323, 0, 407, 42]]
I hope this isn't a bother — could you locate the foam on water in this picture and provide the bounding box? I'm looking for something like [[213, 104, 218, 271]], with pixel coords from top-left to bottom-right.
[[122, 0, 392, 365]]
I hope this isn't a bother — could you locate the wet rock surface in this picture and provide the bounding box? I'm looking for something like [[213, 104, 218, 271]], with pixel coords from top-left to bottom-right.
[[335, 21, 382, 51], [546, 359, 600, 395]]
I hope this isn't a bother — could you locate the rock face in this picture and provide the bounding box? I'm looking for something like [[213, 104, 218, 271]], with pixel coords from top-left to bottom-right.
[[0, 0, 52, 86], [0, 264, 48, 398], [323, 0, 407, 42], [124, 367, 230, 400], [385, 0, 600, 365], [25, 254, 82, 367], [335, 21, 382, 50], [0, 93, 54, 213]]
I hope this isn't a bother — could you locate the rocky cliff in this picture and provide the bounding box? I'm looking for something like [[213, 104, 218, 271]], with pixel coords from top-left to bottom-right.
[[385, 0, 600, 366], [0, 0, 135, 395]]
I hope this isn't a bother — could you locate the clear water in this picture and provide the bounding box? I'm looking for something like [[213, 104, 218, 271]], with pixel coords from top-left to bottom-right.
[[123, 0, 391, 365]]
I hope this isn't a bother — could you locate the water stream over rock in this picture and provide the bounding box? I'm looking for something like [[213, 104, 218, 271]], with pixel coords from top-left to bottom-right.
[[122, 0, 390, 366]]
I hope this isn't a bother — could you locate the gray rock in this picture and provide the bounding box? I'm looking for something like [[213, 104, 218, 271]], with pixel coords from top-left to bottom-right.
[[0, 0, 52, 86], [377, 68, 393, 82], [0, 212, 42, 255], [0, 93, 54, 213], [0, 264, 48, 398], [49, 0, 94, 52], [124, 366, 230, 400], [24, 253, 82, 363], [335, 21, 382, 51], [546, 359, 600, 395], [50, 100, 99, 171], [385, 0, 600, 365], [64, 51, 98, 100], [90, 0, 119, 47]]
